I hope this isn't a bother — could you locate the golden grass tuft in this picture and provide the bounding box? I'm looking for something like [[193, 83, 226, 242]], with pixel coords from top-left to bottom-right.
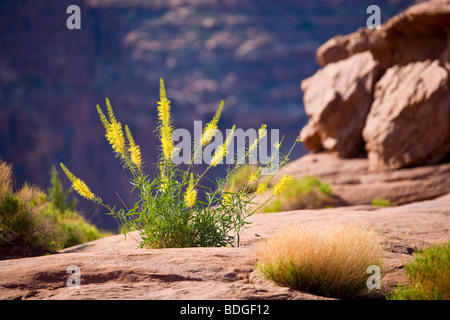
[[255, 223, 384, 299], [0, 158, 13, 200]]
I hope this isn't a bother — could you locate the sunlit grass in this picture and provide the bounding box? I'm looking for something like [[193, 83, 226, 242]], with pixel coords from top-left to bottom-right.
[[255, 223, 384, 299], [0, 158, 108, 255], [371, 198, 391, 207], [262, 175, 335, 212], [387, 242, 450, 300]]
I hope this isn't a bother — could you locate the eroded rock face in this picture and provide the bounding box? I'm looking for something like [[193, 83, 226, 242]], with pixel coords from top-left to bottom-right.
[[316, 0, 450, 68], [363, 60, 450, 171], [300, 52, 383, 157], [301, 0, 450, 170], [316, 27, 373, 67]]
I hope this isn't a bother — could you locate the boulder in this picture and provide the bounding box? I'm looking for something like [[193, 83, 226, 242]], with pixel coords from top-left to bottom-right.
[[316, 27, 373, 67], [316, 0, 450, 68], [302, 0, 450, 169], [370, 0, 450, 68], [299, 52, 383, 157], [363, 60, 450, 171]]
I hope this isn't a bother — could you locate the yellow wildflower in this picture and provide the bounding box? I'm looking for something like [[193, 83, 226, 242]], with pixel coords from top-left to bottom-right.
[[60, 163, 100, 202], [96, 104, 109, 130], [222, 193, 232, 205], [222, 178, 235, 205], [258, 124, 267, 140], [211, 125, 236, 167], [256, 180, 268, 195], [274, 141, 282, 150], [125, 125, 142, 170], [272, 174, 292, 196], [211, 145, 224, 167], [248, 124, 267, 153], [157, 79, 174, 161], [201, 100, 224, 146], [184, 173, 197, 207], [129, 145, 142, 169], [106, 121, 125, 156], [106, 97, 117, 125], [248, 167, 261, 184], [98, 98, 126, 157]]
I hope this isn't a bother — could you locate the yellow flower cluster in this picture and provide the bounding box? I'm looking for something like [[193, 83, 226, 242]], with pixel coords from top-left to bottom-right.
[[222, 178, 235, 205], [184, 173, 197, 207], [248, 167, 261, 184], [256, 181, 268, 195], [125, 125, 142, 170], [97, 98, 143, 173], [211, 125, 236, 167], [157, 79, 174, 161], [272, 174, 292, 196], [201, 101, 224, 146], [106, 122, 125, 156], [60, 163, 100, 203], [248, 124, 267, 153], [258, 124, 267, 140], [98, 99, 126, 157]]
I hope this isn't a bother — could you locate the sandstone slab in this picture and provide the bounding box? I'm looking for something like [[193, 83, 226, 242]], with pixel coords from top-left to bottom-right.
[[285, 153, 450, 206], [0, 191, 449, 300]]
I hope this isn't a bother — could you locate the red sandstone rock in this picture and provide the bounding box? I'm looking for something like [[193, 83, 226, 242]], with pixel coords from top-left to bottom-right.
[[285, 153, 450, 206], [302, 0, 450, 169], [316, 0, 450, 68], [300, 52, 383, 157], [0, 192, 449, 300], [363, 60, 450, 171]]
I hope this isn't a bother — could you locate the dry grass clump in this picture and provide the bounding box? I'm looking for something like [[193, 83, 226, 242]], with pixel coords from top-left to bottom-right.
[[255, 223, 384, 299], [0, 159, 13, 200]]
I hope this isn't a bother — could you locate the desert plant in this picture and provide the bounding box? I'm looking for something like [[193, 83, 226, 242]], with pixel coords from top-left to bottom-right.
[[226, 164, 260, 193], [371, 198, 391, 207], [60, 78, 297, 249], [255, 223, 384, 299], [387, 242, 450, 300], [0, 157, 13, 201], [48, 165, 78, 212], [0, 158, 106, 255], [262, 175, 334, 212]]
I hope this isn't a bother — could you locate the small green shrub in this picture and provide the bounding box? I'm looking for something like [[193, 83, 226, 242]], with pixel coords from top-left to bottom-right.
[[387, 242, 450, 300], [0, 158, 107, 256], [48, 165, 77, 212], [60, 79, 298, 249], [55, 211, 104, 248], [262, 175, 334, 212], [0, 158, 13, 200], [226, 164, 260, 193], [371, 198, 391, 207], [0, 193, 32, 242]]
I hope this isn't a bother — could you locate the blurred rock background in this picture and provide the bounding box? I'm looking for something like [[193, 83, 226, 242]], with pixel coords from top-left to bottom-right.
[[0, 0, 415, 230]]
